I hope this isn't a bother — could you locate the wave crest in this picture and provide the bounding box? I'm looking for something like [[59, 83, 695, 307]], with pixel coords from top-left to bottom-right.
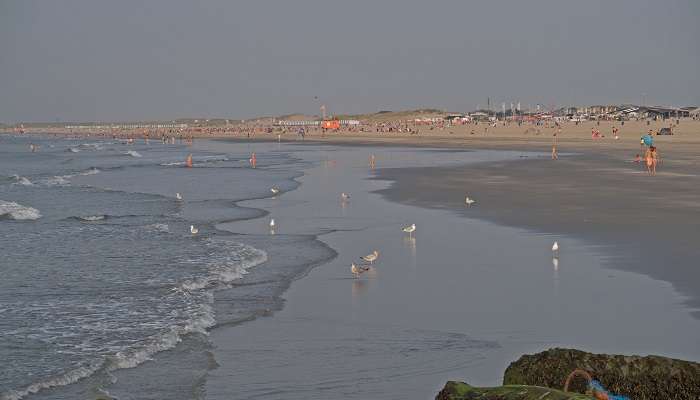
[[0, 200, 41, 220]]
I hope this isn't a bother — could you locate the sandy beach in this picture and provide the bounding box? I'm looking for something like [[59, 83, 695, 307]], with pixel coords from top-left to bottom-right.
[[2, 127, 699, 399], [196, 142, 700, 399]]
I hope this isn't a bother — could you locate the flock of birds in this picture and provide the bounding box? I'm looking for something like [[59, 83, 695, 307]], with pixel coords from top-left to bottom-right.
[[181, 155, 560, 279]]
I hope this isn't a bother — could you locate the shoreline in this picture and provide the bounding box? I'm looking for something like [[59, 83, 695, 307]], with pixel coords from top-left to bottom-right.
[[199, 143, 700, 399], [374, 150, 700, 319]]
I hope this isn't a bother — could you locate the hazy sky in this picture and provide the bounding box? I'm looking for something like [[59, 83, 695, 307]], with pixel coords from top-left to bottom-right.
[[1, 0, 698, 122]]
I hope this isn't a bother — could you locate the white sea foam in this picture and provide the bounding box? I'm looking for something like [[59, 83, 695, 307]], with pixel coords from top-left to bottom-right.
[[79, 215, 106, 221], [41, 168, 100, 186], [67, 147, 81, 153], [125, 150, 142, 158], [178, 243, 267, 292], [0, 200, 41, 220], [0, 241, 268, 400], [1, 362, 105, 400], [11, 175, 33, 186], [80, 167, 101, 176], [43, 176, 70, 186]]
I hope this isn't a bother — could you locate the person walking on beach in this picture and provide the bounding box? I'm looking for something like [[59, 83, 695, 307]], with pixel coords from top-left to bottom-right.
[[551, 130, 559, 160], [250, 152, 257, 168], [644, 146, 659, 176]]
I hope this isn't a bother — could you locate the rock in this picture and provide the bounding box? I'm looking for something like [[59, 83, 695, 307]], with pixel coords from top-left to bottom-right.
[[435, 381, 592, 400], [503, 348, 700, 400]]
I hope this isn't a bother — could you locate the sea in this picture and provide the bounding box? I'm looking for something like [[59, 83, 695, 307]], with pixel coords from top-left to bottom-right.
[[0, 135, 335, 399], [2, 134, 699, 400]]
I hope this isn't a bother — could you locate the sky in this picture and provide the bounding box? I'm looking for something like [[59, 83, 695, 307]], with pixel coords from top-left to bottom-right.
[[1, 0, 698, 122]]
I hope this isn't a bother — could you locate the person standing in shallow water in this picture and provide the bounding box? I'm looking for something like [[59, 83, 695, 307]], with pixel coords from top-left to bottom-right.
[[645, 146, 659, 176], [551, 129, 560, 160]]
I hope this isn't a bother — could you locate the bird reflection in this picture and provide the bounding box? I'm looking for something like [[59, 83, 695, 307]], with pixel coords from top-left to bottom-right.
[[352, 279, 368, 298], [552, 257, 559, 271], [403, 236, 417, 260]]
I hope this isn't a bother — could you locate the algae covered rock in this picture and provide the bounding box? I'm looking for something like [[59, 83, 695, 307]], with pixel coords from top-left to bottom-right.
[[435, 381, 592, 400], [503, 348, 700, 400]]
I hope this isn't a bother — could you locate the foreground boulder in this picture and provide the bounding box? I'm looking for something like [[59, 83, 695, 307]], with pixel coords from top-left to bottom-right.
[[435, 381, 592, 400], [503, 348, 700, 400]]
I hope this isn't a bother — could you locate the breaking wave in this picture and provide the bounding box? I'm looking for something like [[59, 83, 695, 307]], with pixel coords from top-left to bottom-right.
[[0, 240, 268, 400], [42, 168, 100, 186], [11, 175, 33, 186], [125, 150, 142, 158], [77, 215, 107, 222], [0, 200, 42, 220]]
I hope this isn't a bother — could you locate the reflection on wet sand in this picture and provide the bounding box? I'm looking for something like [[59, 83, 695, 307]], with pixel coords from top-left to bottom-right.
[[403, 236, 417, 262], [352, 279, 368, 298]]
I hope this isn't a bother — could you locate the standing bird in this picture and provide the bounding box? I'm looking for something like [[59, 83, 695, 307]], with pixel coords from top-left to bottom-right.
[[341, 192, 350, 202], [361, 250, 379, 265], [190, 225, 199, 235], [402, 223, 416, 237], [176, 193, 183, 201], [465, 197, 476, 207], [270, 187, 280, 195], [552, 241, 559, 256], [269, 218, 275, 228], [351, 263, 370, 278]]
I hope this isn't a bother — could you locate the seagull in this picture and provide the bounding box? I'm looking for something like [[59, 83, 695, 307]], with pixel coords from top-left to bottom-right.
[[269, 218, 275, 228], [190, 225, 198, 235], [361, 250, 379, 264], [341, 192, 350, 201], [552, 241, 559, 255], [176, 193, 182, 200], [270, 187, 280, 195], [402, 223, 416, 237], [351, 263, 370, 278], [465, 197, 476, 207]]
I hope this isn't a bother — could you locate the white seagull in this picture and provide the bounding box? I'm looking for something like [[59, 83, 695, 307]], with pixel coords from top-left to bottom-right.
[[552, 241, 559, 255], [341, 192, 350, 201], [351, 263, 370, 278], [270, 187, 280, 195], [402, 223, 416, 237], [190, 225, 198, 235], [176, 193, 183, 201], [465, 197, 476, 207], [269, 218, 276, 228], [361, 250, 379, 265]]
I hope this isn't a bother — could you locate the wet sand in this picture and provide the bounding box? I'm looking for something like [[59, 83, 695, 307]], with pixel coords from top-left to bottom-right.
[[375, 150, 700, 319], [202, 144, 700, 399]]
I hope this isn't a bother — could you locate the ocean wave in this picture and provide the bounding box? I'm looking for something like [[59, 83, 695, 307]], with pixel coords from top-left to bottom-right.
[[1, 362, 105, 400], [1, 241, 266, 400], [67, 147, 81, 153], [43, 176, 70, 186], [125, 150, 142, 158], [11, 175, 33, 186], [80, 167, 101, 176], [179, 242, 267, 291], [145, 223, 170, 233], [77, 215, 107, 222], [78, 143, 105, 151], [41, 168, 100, 186], [159, 161, 185, 166], [0, 305, 216, 400], [0, 200, 42, 220]]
